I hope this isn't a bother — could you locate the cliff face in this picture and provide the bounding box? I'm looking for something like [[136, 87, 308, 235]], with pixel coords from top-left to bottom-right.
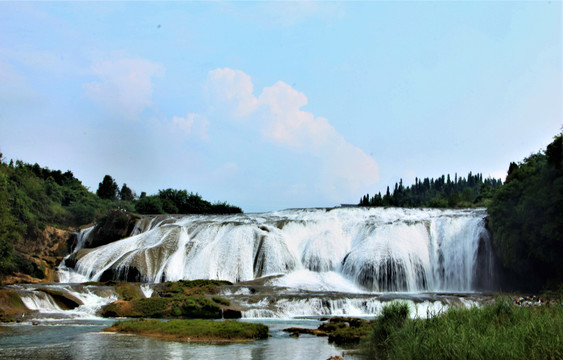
[[5, 226, 75, 284]]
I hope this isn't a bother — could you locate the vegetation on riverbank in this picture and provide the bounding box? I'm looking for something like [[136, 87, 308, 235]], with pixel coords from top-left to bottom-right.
[[360, 299, 563, 360], [488, 133, 563, 290], [101, 280, 240, 319], [105, 319, 269, 342]]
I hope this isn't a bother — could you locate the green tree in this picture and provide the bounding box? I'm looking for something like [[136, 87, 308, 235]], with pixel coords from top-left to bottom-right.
[[96, 175, 119, 200], [135, 196, 164, 214], [120, 183, 135, 202], [0, 171, 20, 275], [488, 133, 563, 290]]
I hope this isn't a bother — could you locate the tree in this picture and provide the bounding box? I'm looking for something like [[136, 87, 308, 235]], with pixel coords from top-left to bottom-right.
[[135, 196, 163, 214], [488, 133, 563, 290], [119, 183, 135, 202], [96, 175, 119, 201], [0, 172, 21, 275]]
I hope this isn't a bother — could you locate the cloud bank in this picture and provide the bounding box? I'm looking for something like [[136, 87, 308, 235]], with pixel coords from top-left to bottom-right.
[[204, 68, 379, 198], [84, 55, 163, 120]]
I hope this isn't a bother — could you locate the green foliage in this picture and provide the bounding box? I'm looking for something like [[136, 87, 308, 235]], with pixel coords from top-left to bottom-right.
[[360, 172, 502, 208], [361, 298, 563, 360], [364, 301, 410, 358], [135, 189, 242, 215], [0, 158, 108, 278], [96, 175, 119, 201], [135, 196, 163, 214], [0, 171, 20, 276], [488, 133, 563, 290], [108, 319, 269, 341], [119, 183, 135, 201], [157, 188, 242, 215]]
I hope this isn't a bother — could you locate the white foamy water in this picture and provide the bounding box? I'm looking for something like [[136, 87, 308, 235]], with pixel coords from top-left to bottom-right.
[[60, 207, 493, 293], [13, 284, 118, 319], [239, 296, 478, 319]]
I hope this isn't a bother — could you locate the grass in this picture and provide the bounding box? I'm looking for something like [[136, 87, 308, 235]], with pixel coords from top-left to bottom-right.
[[361, 298, 563, 360], [106, 319, 268, 342]]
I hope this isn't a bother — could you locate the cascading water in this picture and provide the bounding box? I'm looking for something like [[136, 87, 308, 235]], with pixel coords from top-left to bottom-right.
[[61, 207, 494, 293], [10, 283, 119, 319]]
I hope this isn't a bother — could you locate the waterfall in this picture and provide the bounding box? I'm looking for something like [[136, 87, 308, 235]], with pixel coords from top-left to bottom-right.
[[62, 208, 494, 293], [12, 284, 119, 318], [73, 226, 95, 252], [240, 297, 471, 319]]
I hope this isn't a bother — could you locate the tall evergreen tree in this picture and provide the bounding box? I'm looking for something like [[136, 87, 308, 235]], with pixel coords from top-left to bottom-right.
[[119, 183, 135, 201], [96, 175, 119, 201]]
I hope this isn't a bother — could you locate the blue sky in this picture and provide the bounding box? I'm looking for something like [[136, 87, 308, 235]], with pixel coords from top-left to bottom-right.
[[1, 1, 561, 212]]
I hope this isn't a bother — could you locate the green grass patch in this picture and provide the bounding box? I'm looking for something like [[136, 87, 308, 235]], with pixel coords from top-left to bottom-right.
[[361, 298, 563, 360], [106, 319, 268, 342]]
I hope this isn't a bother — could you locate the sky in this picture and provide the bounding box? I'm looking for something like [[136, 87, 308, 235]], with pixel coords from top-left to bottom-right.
[[0, 1, 561, 213]]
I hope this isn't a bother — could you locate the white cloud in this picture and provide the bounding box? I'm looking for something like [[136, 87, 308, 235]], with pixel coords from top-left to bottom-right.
[[204, 67, 379, 194], [204, 68, 257, 118], [84, 55, 163, 120], [171, 113, 209, 140]]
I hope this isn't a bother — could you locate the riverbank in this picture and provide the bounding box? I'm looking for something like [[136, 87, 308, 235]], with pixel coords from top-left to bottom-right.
[[360, 298, 563, 360]]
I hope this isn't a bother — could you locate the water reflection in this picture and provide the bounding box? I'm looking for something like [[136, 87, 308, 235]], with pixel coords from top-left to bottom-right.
[[0, 320, 358, 360]]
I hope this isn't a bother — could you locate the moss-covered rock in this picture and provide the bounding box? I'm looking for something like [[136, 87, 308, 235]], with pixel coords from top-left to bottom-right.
[[114, 282, 145, 301], [0, 289, 31, 321], [85, 210, 139, 249], [100, 280, 240, 319], [283, 317, 374, 347]]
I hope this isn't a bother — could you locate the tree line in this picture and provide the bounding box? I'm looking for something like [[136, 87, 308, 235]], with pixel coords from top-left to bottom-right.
[[94, 174, 242, 215], [359, 172, 502, 208]]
